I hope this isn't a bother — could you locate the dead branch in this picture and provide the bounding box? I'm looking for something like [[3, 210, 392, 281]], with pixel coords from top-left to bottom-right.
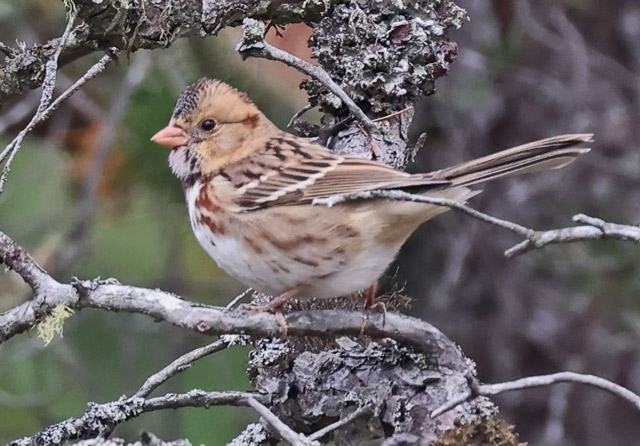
[[0, 51, 115, 194], [134, 335, 249, 398], [236, 18, 375, 132], [0, 230, 463, 362], [432, 371, 640, 418], [313, 191, 639, 257], [248, 397, 319, 446], [9, 390, 266, 446]]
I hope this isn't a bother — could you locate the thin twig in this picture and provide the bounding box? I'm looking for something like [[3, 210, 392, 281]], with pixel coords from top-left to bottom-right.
[[287, 104, 313, 128], [478, 372, 640, 409], [431, 371, 640, 418], [0, 10, 78, 192], [372, 105, 414, 122], [312, 191, 639, 257], [505, 213, 640, 256], [0, 49, 115, 194], [247, 398, 319, 446], [308, 405, 371, 441], [225, 288, 253, 311], [313, 189, 535, 238], [236, 18, 375, 132], [134, 335, 247, 398]]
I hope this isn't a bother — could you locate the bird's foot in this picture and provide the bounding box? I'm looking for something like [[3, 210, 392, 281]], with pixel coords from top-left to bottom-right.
[[360, 283, 386, 335], [240, 286, 303, 336]]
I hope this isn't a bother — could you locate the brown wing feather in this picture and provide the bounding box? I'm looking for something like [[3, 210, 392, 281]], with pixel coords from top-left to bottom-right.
[[230, 133, 591, 210], [231, 136, 450, 209]]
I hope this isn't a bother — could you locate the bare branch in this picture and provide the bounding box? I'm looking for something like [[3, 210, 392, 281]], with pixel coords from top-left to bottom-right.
[[313, 190, 534, 237], [312, 191, 639, 257], [307, 405, 371, 442], [134, 336, 248, 398], [505, 213, 640, 256], [0, 231, 463, 364], [478, 372, 640, 408], [9, 390, 266, 446], [0, 10, 78, 193], [7, 323, 256, 446], [0, 49, 115, 194], [225, 288, 254, 311], [248, 398, 319, 446], [287, 104, 314, 129], [236, 18, 375, 132], [431, 371, 640, 419]]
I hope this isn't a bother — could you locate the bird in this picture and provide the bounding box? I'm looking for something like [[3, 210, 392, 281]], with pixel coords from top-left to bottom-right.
[[151, 78, 592, 331]]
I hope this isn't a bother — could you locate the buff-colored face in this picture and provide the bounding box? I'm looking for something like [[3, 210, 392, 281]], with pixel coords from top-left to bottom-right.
[[151, 79, 275, 181]]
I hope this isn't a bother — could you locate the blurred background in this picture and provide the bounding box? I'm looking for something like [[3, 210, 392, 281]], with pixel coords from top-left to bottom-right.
[[1, 0, 639, 444]]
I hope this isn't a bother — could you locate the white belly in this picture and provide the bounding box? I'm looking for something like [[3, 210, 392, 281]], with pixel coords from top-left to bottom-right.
[[185, 183, 403, 299], [302, 243, 401, 298]]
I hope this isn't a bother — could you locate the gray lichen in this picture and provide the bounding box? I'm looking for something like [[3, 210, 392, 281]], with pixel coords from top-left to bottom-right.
[[302, 0, 467, 115], [227, 423, 274, 446], [71, 432, 194, 446], [248, 336, 489, 445]]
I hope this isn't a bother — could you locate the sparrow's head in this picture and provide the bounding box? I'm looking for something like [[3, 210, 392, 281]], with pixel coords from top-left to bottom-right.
[[152, 78, 275, 182]]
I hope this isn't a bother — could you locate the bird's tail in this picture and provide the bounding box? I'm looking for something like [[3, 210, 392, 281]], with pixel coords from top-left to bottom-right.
[[430, 134, 593, 187]]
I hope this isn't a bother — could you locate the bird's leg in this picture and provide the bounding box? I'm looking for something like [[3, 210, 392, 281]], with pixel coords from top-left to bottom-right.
[[241, 285, 304, 335], [361, 282, 386, 333], [364, 282, 386, 313]]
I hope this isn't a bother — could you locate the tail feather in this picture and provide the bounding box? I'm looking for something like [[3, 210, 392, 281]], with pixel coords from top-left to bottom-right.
[[430, 134, 592, 187]]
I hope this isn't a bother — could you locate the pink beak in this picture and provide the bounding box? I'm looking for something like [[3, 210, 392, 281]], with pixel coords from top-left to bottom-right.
[[151, 125, 188, 150]]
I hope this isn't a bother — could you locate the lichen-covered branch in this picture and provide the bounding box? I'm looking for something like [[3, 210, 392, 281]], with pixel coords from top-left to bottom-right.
[[237, 18, 375, 132], [1, 228, 490, 444], [0, 0, 331, 108], [9, 390, 266, 446], [0, 230, 463, 360]]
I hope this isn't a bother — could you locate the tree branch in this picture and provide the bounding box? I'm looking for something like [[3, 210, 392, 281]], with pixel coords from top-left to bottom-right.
[[0, 230, 463, 365], [9, 390, 266, 446], [505, 213, 640, 256], [236, 18, 375, 132], [0, 9, 78, 193], [0, 0, 330, 108], [134, 335, 249, 398], [431, 371, 640, 418], [0, 50, 115, 194], [307, 405, 371, 442], [247, 397, 319, 446], [312, 190, 639, 257]]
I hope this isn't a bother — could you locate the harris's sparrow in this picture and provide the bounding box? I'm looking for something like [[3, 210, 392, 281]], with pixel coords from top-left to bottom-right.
[[152, 78, 591, 328]]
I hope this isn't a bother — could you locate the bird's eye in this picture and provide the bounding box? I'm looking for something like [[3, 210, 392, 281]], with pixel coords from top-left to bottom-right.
[[200, 119, 216, 131]]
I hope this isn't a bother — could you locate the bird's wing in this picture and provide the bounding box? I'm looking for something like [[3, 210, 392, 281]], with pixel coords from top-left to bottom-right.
[[224, 133, 591, 210], [225, 135, 450, 210]]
